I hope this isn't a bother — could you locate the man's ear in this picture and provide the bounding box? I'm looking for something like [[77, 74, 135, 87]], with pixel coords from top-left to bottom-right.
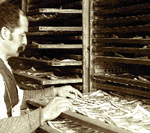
[[0, 27, 10, 40]]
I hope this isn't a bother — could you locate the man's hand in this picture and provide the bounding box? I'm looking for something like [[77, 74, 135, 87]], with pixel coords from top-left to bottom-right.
[[42, 97, 73, 122], [54, 85, 82, 99]]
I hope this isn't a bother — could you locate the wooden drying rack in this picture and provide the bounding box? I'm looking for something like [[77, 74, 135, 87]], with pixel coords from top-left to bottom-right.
[[12, 57, 82, 66], [27, 98, 130, 133], [13, 70, 82, 86]]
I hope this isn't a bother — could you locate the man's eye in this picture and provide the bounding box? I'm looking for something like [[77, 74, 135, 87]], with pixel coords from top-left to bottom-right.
[[20, 34, 25, 38], [22, 34, 25, 37], [20, 35, 23, 37]]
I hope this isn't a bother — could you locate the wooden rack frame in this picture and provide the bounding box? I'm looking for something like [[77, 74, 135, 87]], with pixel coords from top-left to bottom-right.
[[93, 38, 150, 44], [94, 3, 150, 16], [95, 56, 150, 66], [27, 98, 130, 133], [90, 0, 150, 97], [13, 70, 82, 85], [93, 74, 150, 89], [13, 57, 82, 66], [21, 0, 90, 93]]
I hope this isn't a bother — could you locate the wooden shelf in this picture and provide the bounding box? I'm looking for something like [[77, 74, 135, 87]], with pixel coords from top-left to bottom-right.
[[22, 0, 88, 93], [13, 57, 82, 66], [92, 74, 150, 89], [27, 31, 82, 36], [94, 3, 150, 16], [93, 81, 150, 98], [91, 0, 150, 98], [93, 47, 150, 55], [94, 0, 144, 7], [94, 14, 150, 26], [93, 25, 150, 34], [28, 43, 82, 49], [94, 56, 150, 66], [13, 71, 82, 85], [93, 38, 150, 44], [28, 8, 82, 15], [27, 98, 129, 133], [29, 26, 82, 32]]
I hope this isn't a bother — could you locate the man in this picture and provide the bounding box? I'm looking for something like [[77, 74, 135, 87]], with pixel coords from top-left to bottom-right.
[[0, 2, 82, 132]]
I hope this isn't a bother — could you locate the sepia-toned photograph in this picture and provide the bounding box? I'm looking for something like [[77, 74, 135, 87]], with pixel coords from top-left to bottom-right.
[[0, 0, 150, 132]]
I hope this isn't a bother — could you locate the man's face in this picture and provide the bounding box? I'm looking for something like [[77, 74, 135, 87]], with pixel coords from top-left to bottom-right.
[[7, 13, 28, 57]]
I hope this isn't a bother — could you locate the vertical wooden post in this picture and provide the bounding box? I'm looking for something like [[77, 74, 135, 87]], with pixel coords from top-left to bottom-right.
[[21, 0, 28, 13], [89, 0, 95, 92], [82, 0, 90, 93]]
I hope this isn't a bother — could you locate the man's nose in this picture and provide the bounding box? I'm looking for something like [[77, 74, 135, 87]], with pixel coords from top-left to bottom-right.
[[22, 35, 27, 45]]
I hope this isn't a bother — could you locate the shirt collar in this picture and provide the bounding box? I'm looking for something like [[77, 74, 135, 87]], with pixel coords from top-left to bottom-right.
[[0, 56, 12, 72]]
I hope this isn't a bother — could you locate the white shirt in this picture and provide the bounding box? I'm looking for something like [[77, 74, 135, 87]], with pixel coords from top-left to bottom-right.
[[0, 57, 23, 119]]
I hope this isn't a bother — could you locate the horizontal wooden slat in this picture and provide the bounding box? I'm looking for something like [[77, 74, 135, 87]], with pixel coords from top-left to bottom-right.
[[13, 71, 82, 85], [93, 47, 150, 55], [27, 98, 130, 133], [92, 74, 150, 89], [94, 14, 150, 26], [94, 56, 150, 66], [27, 31, 82, 36], [27, 44, 82, 49], [92, 38, 150, 44], [61, 110, 129, 133], [13, 57, 82, 66], [93, 82, 150, 98], [29, 26, 82, 32], [93, 0, 146, 7], [28, 8, 82, 15], [94, 3, 150, 16], [93, 25, 150, 34]]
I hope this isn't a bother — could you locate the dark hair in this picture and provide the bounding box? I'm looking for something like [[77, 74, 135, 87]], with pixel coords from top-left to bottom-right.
[[0, 2, 25, 32]]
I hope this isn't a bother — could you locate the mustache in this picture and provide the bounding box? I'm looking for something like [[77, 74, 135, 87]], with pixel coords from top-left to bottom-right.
[[17, 45, 26, 53]]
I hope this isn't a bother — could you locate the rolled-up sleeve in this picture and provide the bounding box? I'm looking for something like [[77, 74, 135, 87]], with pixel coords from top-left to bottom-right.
[[0, 108, 41, 133]]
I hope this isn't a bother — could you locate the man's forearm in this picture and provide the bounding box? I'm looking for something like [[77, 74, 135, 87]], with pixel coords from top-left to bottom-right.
[[23, 87, 55, 100], [0, 108, 41, 133], [21, 87, 55, 109]]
